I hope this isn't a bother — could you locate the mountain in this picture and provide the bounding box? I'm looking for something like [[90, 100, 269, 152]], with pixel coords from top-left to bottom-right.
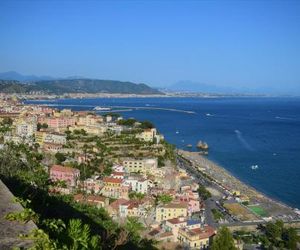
[[0, 71, 55, 82], [0, 79, 162, 95], [167, 81, 237, 94]]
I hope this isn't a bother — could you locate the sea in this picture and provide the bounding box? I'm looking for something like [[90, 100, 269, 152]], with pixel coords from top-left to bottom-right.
[[26, 97, 300, 209]]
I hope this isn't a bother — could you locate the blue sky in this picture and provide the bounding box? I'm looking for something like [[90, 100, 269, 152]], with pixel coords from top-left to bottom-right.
[[0, 0, 300, 93]]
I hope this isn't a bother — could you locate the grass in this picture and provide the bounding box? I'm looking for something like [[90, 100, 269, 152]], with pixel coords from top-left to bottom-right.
[[248, 205, 268, 217], [224, 203, 258, 221]]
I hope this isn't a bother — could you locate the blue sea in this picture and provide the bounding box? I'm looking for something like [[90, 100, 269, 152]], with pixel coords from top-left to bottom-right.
[[26, 97, 300, 208]]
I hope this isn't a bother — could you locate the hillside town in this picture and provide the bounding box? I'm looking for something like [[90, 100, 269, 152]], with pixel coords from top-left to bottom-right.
[[1, 95, 300, 250], [0, 96, 218, 249]]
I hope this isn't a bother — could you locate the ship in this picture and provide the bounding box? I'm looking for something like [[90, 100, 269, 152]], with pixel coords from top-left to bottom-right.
[[93, 106, 111, 111]]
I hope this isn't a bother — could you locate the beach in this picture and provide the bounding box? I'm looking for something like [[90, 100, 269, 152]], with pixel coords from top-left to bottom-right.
[[177, 149, 298, 218]]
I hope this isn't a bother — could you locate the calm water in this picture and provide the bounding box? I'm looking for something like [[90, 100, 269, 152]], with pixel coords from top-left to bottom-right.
[[26, 97, 300, 208]]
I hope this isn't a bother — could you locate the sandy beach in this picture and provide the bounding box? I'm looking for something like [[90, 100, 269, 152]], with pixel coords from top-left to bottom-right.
[[177, 149, 298, 217]]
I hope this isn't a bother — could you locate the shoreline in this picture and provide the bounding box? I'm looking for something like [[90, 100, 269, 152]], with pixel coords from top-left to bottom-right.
[[177, 149, 298, 216]]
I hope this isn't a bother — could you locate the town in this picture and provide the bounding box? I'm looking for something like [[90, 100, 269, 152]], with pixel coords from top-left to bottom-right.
[[0, 95, 299, 250]]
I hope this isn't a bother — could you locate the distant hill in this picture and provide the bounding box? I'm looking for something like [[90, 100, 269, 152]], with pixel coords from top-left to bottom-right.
[[0, 79, 162, 95], [167, 81, 237, 94], [0, 71, 55, 82]]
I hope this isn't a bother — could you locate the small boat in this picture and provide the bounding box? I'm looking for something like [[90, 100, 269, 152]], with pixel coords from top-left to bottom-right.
[[251, 165, 258, 170], [186, 144, 192, 148], [176, 131, 179, 134], [93, 106, 111, 111], [206, 113, 213, 116]]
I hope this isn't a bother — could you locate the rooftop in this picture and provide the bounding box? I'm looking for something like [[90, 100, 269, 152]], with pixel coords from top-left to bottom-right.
[[50, 165, 80, 174]]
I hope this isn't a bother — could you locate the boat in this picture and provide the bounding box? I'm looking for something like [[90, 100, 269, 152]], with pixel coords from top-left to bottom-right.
[[196, 140, 209, 150], [176, 131, 179, 134], [186, 144, 192, 148], [251, 165, 259, 170], [206, 113, 213, 116], [93, 106, 111, 111]]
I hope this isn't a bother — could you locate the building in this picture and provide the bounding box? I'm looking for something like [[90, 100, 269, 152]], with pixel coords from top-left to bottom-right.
[[15, 117, 37, 138], [46, 117, 75, 129], [136, 128, 164, 143], [82, 178, 102, 194], [43, 142, 63, 152], [125, 176, 148, 194], [35, 131, 67, 145], [155, 202, 189, 222], [123, 158, 158, 174], [73, 194, 109, 208], [49, 165, 80, 187], [178, 225, 215, 249], [164, 217, 187, 241], [101, 177, 129, 199]]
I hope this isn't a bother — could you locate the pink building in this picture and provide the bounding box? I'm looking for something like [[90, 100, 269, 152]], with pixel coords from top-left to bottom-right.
[[50, 165, 80, 187], [47, 117, 75, 129], [176, 193, 200, 215]]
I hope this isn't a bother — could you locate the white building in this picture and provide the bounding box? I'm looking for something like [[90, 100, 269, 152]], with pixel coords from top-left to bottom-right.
[[125, 176, 148, 194]]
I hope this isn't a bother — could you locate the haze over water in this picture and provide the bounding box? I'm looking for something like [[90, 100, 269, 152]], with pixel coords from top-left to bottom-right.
[[27, 97, 300, 208]]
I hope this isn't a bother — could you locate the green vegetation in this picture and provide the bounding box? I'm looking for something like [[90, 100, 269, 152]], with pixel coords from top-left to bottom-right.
[[197, 184, 212, 200], [247, 205, 268, 217], [37, 122, 48, 131], [0, 142, 157, 249], [139, 121, 155, 129], [261, 220, 300, 249], [233, 221, 300, 249], [55, 152, 66, 164], [211, 208, 224, 221], [117, 118, 137, 127], [155, 194, 173, 205], [211, 227, 237, 250], [0, 79, 163, 95], [129, 192, 145, 201]]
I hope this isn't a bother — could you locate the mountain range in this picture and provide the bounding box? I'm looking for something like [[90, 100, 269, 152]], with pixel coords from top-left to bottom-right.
[[0, 72, 162, 95]]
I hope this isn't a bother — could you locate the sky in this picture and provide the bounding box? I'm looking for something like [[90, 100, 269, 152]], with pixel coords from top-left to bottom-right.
[[0, 0, 300, 93]]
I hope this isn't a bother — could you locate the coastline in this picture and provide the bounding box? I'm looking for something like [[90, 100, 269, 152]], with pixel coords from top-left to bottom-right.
[[23, 97, 300, 218], [177, 149, 298, 216]]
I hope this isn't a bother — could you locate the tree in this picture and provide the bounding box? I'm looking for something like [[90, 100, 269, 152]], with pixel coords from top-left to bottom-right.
[[140, 121, 154, 129], [55, 152, 66, 164], [129, 191, 145, 201], [156, 194, 173, 205], [211, 227, 237, 250], [282, 227, 299, 250], [124, 217, 145, 243], [197, 184, 212, 200], [1, 117, 13, 126]]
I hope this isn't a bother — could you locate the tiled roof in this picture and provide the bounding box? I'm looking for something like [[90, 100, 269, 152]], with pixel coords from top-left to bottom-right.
[[74, 194, 106, 203], [167, 217, 187, 224], [103, 177, 123, 184], [109, 198, 129, 210], [164, 202, 188, 209], [50, 165, 79, 174], [181, 225, 215, 240]]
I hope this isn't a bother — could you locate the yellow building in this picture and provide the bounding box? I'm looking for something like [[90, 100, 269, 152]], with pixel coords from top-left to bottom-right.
[[178, 225, 215, 249], [155, 202, 188, 222], [35, 131, 66, 145], [123, 158, 158, 174]]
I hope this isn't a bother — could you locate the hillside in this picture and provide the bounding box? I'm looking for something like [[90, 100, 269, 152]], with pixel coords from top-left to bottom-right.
[[0, 79, 162, 95]]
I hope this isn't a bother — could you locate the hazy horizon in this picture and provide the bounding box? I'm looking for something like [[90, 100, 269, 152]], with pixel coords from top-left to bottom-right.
[[1, 1, 300, 94]]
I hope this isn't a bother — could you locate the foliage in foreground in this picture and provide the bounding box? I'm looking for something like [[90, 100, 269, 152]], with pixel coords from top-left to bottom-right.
[[0, 142, 157, 250]]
